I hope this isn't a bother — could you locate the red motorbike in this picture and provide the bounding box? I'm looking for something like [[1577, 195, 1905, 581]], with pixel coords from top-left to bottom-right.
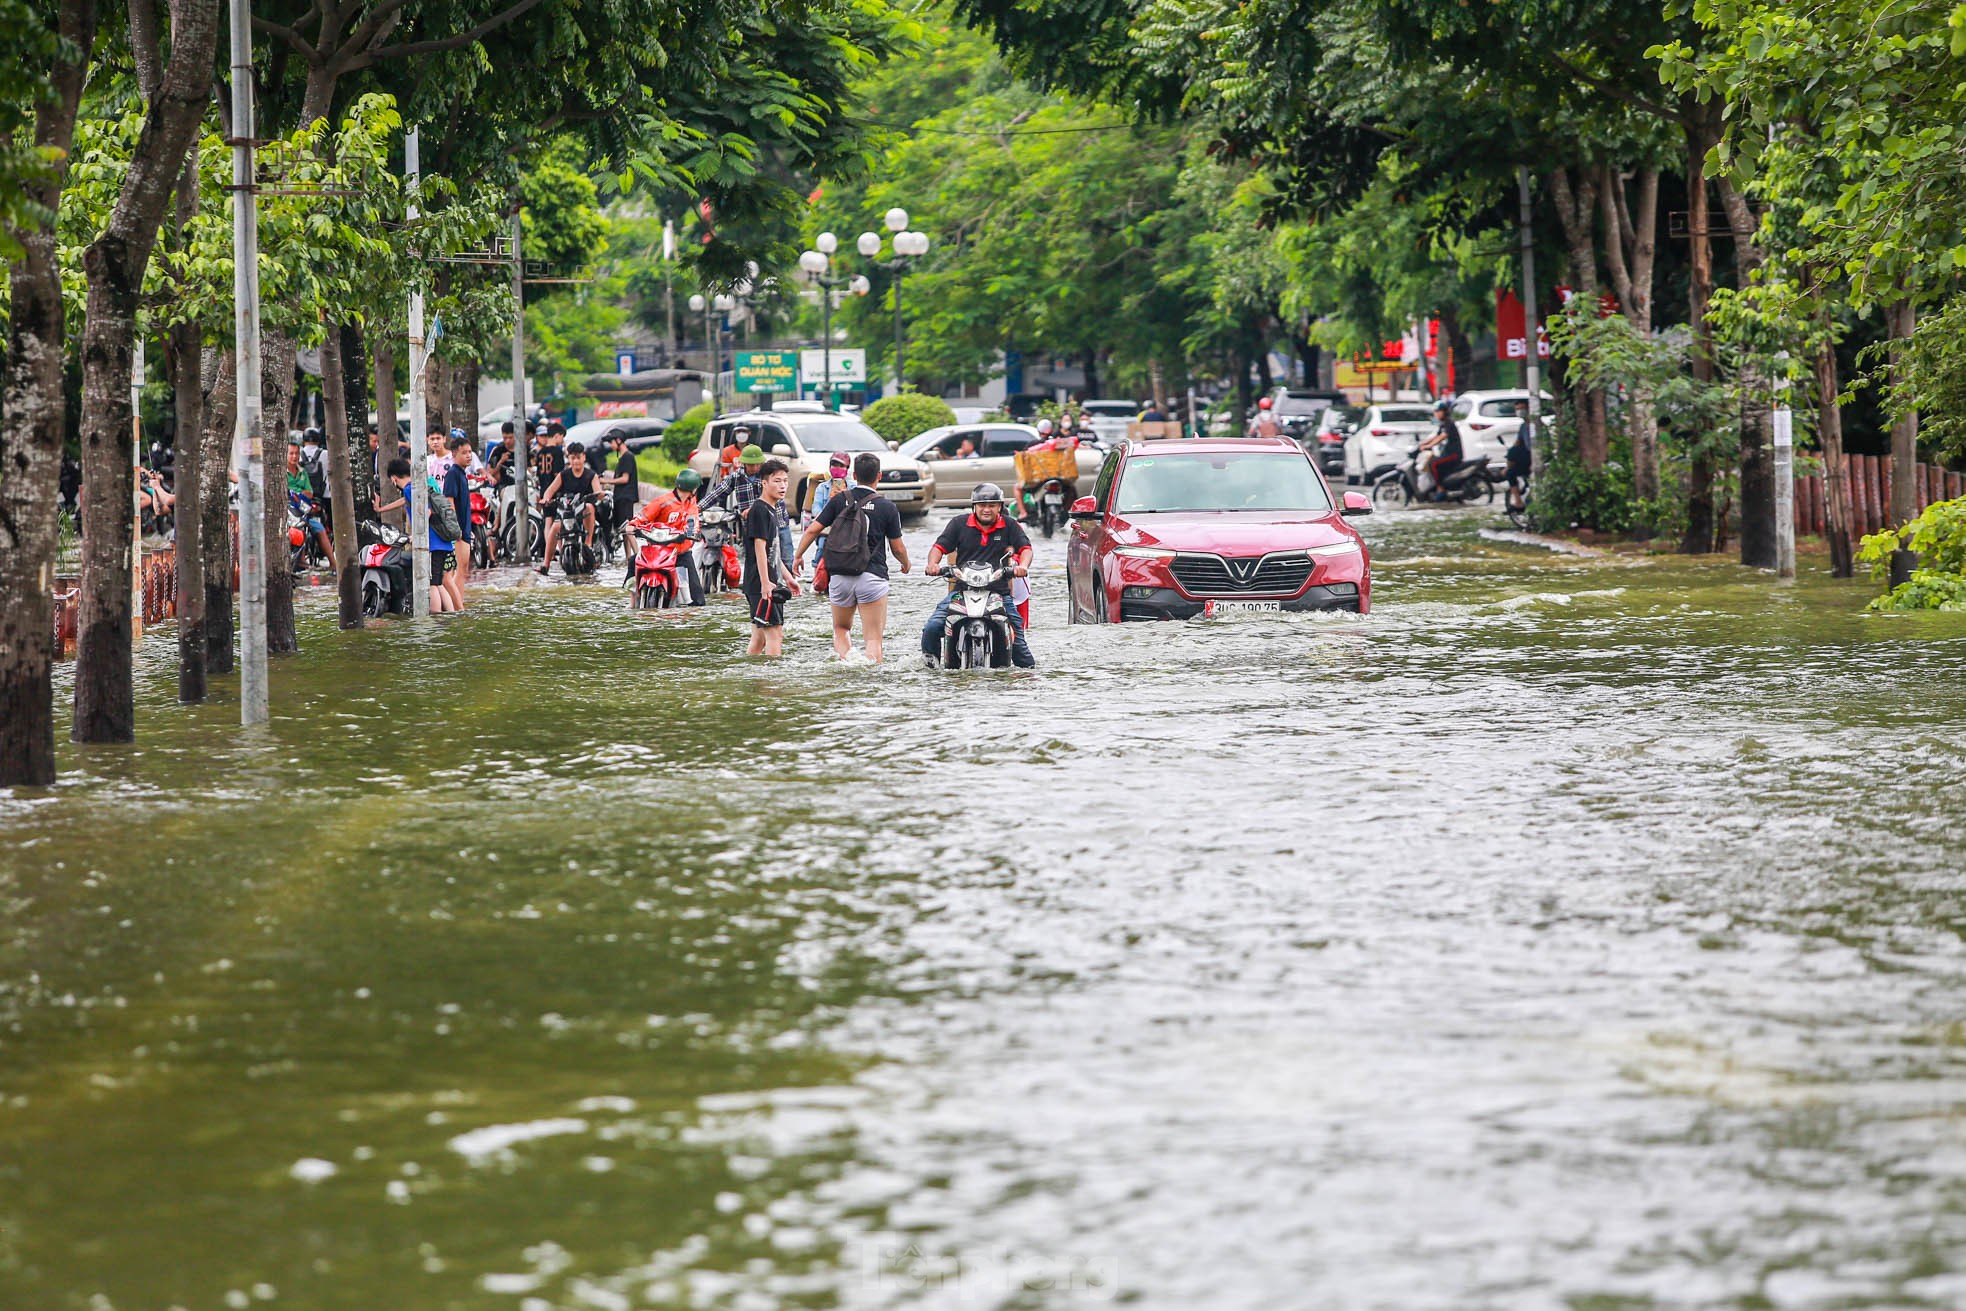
[[468, 490, 495, 567], [625, 523, 693, 609]]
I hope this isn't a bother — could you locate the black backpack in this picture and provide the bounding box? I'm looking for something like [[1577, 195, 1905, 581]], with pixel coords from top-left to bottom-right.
[[822, 488, 874, 576], [425, 479, 463, 542]]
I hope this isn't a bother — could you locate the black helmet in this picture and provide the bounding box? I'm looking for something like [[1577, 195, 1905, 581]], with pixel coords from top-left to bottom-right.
[[971, 482, 1006, 505]]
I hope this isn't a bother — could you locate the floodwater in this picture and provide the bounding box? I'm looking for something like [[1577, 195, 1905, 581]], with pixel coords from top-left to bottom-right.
[[6, 507, 1966, 1311]]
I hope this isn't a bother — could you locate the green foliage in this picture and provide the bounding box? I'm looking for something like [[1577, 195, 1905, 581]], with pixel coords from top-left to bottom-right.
[[634, 449, 685, 488], [861, 392, 956, 444], [1528, 430, 1635, 536], [1859, 498, 1966, 611], [0, 0, 68, 260], [662, 401, 714, 462]]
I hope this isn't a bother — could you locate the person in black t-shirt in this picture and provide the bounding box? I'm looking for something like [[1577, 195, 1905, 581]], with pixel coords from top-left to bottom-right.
[[920, 482, 1035, 667], [1417, 398, 1464, 500], [597, 428, 639, 556], [742, 460, 799, 656], [794, 452, 911, 662], [536, 442, 600, 575]]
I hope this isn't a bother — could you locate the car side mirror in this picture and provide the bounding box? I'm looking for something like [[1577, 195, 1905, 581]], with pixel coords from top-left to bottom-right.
[[1068, 496, 1099, 519], [887, 441, 899, 451], [1341, 491, 1372, 516], [770, 443, 792, 457]]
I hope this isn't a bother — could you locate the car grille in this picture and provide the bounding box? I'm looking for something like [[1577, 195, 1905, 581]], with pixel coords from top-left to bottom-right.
[[1169, 552, 1313, 596], [880, 470, 919, 485]]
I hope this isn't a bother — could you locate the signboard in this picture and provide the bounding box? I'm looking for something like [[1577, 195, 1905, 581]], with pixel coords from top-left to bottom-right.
[[616, 351, 636, 376], [1495, 289, 1550, 360], [734, 350, 799, 394], [799, 348, 866, 390], [594, 400, 648, 419]]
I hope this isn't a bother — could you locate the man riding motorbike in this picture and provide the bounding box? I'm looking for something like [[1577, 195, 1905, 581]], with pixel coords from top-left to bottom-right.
[[536, 441, 600, 575], [921, 483, 1036, 668], [1017, 418, 1079, 524], [628, 468, 707, 605], [1417, 398, 1464, 501], [1250, 395, 1281, 439]]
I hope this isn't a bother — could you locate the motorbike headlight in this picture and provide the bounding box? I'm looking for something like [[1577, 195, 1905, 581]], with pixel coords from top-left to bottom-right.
[[1305, 542, 1361, 558], [1114, 547, 1176, 561]]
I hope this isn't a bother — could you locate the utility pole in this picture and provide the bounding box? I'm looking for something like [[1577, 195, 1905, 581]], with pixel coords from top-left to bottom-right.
[[509, 201, 530, 565], [405, 126, 429, 617], [1773, 395, 1795, 579], [130, 335, 145, 643], [1517, 167, 1543, 478], [663, 219, 676, 361], [230, 0, 268, 724]]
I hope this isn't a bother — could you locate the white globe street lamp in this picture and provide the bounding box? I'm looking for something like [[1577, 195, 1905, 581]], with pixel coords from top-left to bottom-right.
[[856, 231, 882, 258], [797, 248, 828, 276], [884, 207, 909, 233]]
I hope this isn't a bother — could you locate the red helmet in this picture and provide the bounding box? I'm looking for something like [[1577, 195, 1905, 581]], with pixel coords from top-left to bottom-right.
[[1257, 396, 1273, 409]]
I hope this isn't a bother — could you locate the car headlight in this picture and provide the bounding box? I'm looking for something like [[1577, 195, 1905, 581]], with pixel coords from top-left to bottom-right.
[[1114, 547, 1176, 561], [1305, 541, 1361, 558]]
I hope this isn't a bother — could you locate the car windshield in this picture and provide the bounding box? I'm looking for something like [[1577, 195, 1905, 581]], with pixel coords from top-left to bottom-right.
[[1115, 452, 1333, 514], [1380, 407, 1434, 424], [1080, 402, 1137, 418], [790, 418, 888, 453]]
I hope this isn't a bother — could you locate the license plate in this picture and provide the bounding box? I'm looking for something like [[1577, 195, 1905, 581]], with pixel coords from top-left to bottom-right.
[[1204, 600, 1281, 616]]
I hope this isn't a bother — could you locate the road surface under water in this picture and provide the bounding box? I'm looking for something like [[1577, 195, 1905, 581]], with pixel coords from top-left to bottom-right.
[[5, 507, 1966, 1311]]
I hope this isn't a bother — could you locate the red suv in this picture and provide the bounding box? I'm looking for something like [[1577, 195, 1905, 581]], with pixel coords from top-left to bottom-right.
[[1066, 437, 1372, 622]]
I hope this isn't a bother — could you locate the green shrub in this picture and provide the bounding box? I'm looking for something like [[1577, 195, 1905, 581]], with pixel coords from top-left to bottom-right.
[[861, 392, 956, 446], [1526, 422, 1635, 535], [662, 401, 712, 462], [1858, 496, 1966, 610]]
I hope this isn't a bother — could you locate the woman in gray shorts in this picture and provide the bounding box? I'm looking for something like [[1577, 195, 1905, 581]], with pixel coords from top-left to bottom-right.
[[796, 454, 912, 662]]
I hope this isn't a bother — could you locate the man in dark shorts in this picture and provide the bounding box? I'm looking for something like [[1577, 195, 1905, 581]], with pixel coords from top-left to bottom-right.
[[743, 459, 798, 657], [920, 482, 1035, 668], [536, 442, 601, 576]]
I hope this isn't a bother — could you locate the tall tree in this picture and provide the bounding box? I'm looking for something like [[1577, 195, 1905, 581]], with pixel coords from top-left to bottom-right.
[[0, 0, 98, 787], [71, 0, 220, 744]]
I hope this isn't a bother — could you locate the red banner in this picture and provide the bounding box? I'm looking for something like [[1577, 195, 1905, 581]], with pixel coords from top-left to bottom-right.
[[1495, 289, 1549, 360]]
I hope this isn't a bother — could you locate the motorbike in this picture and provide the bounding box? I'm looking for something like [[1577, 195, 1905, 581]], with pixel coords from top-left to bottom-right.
[[554, 493, 601, 577], [933, 561, 1015, 669], [1371, 446, 1495, 509], [1035, 477, 1072, 539], [623, 524, 694, 610], [695, 507, 743, 593], [468, 489, 496, 568], [359, 521, 413, 617], [288, 495, 328, 575], [499, 488, 543, 562]]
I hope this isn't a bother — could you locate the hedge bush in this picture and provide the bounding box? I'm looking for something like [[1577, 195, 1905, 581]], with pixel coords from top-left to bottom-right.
[[861, 392, 956, 446], [662, 401, 713, 462]]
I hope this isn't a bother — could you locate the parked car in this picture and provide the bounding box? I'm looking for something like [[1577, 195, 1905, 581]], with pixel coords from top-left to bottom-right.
[[564, 417, 669, 456], [1309, 404, 1368, 476], [687, 409, 935, 518], [1266, 387, 1347, 445], [478, 402, 547, 442], [1449, 390, 1551, 463], [1343, 403, 1437, 484], [1078, 399, 1141, 444], [902, 422, 1108, 505], [1066, 436, 1372, 623]]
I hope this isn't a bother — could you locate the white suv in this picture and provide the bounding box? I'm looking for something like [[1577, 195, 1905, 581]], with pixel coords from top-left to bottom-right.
[[686, 410, 935, 518], [1344, 403, 1438, 483], [1450, 390, 1551, 462]]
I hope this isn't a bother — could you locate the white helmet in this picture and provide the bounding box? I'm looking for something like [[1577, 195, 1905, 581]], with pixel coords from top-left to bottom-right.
[[1036, 419, 1054, 436]]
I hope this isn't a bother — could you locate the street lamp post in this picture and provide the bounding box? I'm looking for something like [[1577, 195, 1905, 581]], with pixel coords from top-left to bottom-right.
[[856, 209, 928, 392], [688, 292, 737, 414], [798, 233, 868, 405]]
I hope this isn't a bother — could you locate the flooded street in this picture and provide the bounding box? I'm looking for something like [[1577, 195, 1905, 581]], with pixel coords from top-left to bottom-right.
[[6, 506, 1966, 1310]]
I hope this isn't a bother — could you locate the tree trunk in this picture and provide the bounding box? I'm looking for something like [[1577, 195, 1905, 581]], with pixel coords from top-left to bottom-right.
[[424, 354, 449, 438], [1815, 335, 1854, 579], [373, 335, 406, 530], [448, 356, 480, 440], [1681, 134, 1717, 555], [1440, 308, 1474, 395], [73, 0, 220, 745], [1549, 166, 1607, 469], [261, 329, 298, 653], [170, 158, 206, 704], [1887, 299, 1918, 527], [201, 348, 236, 673], [1080, 350, 1100, 403], [0, 0, 97, 786], [1232, 351, 1253, 430], [341, 322, 379, 533], [1601, 164, 1661, 526], [321, 325, 363, 628], [1717, 174, 1775, 569]]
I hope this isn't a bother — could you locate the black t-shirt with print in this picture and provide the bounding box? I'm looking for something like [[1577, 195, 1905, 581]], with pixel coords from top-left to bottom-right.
[[741, 498, 781, 590], [611, 448, 639, 508], [816, 485, 902, 580], [934, 513, 1030, 595]]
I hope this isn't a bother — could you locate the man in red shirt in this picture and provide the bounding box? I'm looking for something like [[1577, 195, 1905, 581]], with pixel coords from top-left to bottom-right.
[[629, 468, 705, 604]]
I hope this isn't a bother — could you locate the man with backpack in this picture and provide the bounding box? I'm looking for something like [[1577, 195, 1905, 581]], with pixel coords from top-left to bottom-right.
[[795, 452, 910, 662]]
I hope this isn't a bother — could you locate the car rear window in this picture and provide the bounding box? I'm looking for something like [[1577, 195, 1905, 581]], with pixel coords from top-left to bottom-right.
[[1479, 400, 1520, 418], [1115, 452, 1333, 514], [789, 418, 888, 452], [1380, 408, 1434, 423], [1080, 402, 1137, 418]]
